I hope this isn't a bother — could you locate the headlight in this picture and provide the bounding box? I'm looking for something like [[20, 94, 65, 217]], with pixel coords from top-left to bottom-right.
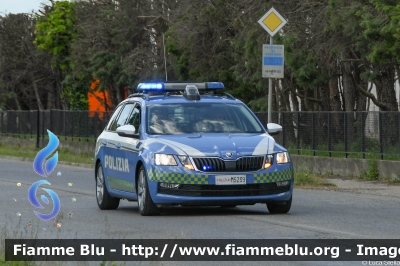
[[276, 152, 290, 164], [154, 154, 177, 166], [264, 155, 273, 169], [178, 155, 194, 170]]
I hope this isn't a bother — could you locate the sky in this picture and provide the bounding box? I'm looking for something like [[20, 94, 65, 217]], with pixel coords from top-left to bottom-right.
[[0, 0, 51, 14]]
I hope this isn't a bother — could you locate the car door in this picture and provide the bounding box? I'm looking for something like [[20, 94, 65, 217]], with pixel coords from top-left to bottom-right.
[[113, 103, 142, 195], [98, 103, 123, 174], [102, 103, 138, 196]]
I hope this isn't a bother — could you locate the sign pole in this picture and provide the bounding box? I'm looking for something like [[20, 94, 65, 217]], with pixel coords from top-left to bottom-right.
[[268, 36, 273, 123], [257, 7, 286, 125]]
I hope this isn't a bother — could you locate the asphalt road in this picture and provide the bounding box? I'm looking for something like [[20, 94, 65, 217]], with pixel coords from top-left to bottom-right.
[[1, 158, 400, 266]]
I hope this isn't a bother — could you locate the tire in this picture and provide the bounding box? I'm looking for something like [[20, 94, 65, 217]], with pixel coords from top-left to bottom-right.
[[96, 163, 120, 210], [137, 165, 161, 216], [266, 196, 292, 214]]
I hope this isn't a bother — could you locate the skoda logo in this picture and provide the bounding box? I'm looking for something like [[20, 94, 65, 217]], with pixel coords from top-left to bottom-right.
[[226, 152, 233, 158]]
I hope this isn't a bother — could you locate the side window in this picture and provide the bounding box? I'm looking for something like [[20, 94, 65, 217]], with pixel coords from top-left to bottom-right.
[[128, 105, 141, 134], [108, 104, 135, 132], [106, 105, 123, 131]]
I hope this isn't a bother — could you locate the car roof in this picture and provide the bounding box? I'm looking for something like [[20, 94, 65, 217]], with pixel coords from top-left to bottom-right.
[[122, 94, 243, 106]]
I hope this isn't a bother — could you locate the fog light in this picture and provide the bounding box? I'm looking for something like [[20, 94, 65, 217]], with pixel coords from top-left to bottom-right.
[[276, 180, 290, 187], [159, 183, 180, 189], [264, 162, 272, 169], [264, 155, 273, 169], [178, 156, 195, 170], [185, 164, 194, 170]]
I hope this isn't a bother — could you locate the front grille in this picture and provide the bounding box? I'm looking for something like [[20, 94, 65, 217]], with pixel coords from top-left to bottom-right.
[[192, 157, 225, 172], [158, 183, 289, 197], [236, 156, 264, 171], [192, 156, 264, 172]]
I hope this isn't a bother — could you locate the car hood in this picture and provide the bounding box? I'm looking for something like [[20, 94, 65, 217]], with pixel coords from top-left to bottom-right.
[[144, 133, 277, 159]]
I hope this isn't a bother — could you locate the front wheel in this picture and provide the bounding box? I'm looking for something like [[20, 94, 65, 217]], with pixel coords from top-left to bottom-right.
[[137, 166, 161, 216], [266, 196, 292, 214], [96, 163, 120, 210]]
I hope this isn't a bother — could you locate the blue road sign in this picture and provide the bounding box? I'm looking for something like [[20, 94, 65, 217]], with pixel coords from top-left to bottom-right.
[[264, 57, 283, 66], [262, 45, 284, 78]]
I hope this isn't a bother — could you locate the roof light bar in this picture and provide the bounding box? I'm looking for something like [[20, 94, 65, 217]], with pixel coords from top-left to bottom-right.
[[137, 82, 224, 91], [206, 82, 224, 89], [137, 83, 164, 90]]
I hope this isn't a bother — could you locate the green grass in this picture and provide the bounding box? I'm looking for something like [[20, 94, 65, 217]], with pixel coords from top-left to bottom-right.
[[0, 143, 93, 165], [284, 136, 400, 161], [0, 216, 42, 266], [0, 215, 122, 266], [359, 160, 379, 180], [294, 170, 336, 188], [288, 147, 400, 161], [0, 134, 97, 143], [381, 177, 400, 184]]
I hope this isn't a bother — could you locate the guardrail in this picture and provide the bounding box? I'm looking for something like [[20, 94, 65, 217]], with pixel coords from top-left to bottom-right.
[[0, 110, 399, 160]]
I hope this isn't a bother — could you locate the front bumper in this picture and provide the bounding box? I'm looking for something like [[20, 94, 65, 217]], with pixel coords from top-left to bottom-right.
[[146, 164, 294, 205]]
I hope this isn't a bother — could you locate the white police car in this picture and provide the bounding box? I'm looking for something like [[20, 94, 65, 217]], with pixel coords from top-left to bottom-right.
[[94, 82, 293, 216]]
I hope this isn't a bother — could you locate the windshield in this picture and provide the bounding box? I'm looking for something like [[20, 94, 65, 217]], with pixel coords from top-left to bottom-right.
[[146, 103, 264, 134]]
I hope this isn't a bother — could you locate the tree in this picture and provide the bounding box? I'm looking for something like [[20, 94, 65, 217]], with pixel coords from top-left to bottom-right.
[[165, 1, 252, 101], [0, 13, 58, 110], [1, 0, 399, 116], [34, 0, 84, 109], [66, 0, 175, 109]]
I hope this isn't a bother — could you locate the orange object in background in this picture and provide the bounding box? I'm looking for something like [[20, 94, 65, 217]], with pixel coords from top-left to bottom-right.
[[88, 78, 111, 115], [88, 78, 129, 118]]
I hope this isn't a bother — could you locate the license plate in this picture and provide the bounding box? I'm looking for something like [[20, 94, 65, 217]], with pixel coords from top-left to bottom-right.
[[215, 175, 246, 185]]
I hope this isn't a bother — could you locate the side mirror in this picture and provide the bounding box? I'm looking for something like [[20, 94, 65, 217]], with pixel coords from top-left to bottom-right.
[[267, 123, 282, 136], [116, 125, 139, 138]]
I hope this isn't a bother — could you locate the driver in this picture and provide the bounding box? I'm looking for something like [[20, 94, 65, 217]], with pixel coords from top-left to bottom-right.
[[211, 111, 225, 131], [149, 108, 166, 133]]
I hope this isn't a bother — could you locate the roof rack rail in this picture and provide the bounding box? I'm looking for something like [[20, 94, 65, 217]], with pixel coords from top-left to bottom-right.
[[223, 93, 236, 100], [128, 93, 149, 101], [202, 91, 235, 100]]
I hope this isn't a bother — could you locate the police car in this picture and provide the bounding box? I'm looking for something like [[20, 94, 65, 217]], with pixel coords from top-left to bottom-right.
[[94, 82, 293, 216]]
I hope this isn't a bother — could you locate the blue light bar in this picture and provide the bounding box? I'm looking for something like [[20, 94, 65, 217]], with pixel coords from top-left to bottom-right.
[[206, 82, 224, 89], [137, 82, 224, 91], [137, 83, 164, 90]]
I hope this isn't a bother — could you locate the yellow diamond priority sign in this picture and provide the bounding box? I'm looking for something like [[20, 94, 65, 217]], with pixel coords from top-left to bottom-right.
[[258, 7, 287, 37]]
